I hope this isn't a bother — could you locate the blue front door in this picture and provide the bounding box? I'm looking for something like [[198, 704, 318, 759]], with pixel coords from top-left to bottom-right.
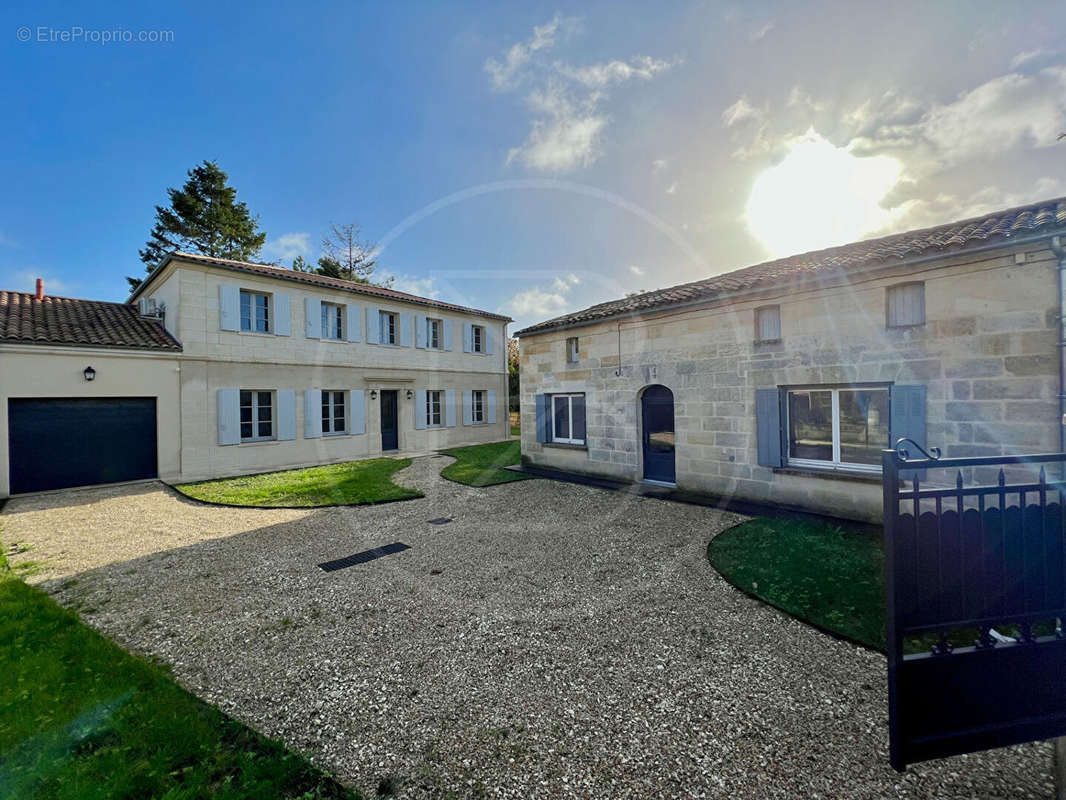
[[642, 385, 675, 483]]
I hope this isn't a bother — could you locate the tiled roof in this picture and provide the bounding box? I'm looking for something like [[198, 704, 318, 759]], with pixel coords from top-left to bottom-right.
[[0, 291, 182, 352], [137, 252, 512, 322], [514, 197, 1066, 336]]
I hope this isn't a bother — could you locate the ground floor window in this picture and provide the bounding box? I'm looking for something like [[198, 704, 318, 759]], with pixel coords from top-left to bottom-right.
[[240, 390, 274, 441], [426, 390, 443, 427], [322, 390, 346, 435], [786, 387, 888, 471], [472, 390, 485, 423], [551, 393, 586, 445]]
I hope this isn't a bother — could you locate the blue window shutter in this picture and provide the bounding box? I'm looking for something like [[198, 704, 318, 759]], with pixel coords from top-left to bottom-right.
[[350, 390, 366, 434], [274, 294, 291, 336], [366, 307, 380, 344], [755, 388, 783, 467], [277, 390, 296, 440], [443, 319, 454, 351], [445, 390, 457, 427], [535, 394, 550, 443], [346, 305, 362, 342], [304, 389, 322, 438], [485, 327, 494, 355], [462, 390, 473, 425], [400, 313, 413, 347], [415, 315, 426, 348], [463, 323, 473, 353], [487, 389, 497, 425], [414, 389, 427, 430], [219, 285, 239, 331], [217, 388, 240, 445], [890, 384, 927, 480], [305, 298, 321, 338]]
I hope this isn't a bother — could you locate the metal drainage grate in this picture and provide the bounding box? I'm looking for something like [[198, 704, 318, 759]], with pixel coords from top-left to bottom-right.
[[427, 517, 452, 525], [318, 542, 410, 573]]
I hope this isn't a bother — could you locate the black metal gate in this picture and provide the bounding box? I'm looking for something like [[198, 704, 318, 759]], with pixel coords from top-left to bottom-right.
[[883, 440, 1066, 770]]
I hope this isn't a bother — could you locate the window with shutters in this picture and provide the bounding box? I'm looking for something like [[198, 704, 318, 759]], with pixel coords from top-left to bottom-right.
[[427, 318, 443, 349], [786, 387, 888, 472], [321, 390, 347, 435], [426, 390, 443, 427], [321, 303, 344, 340], [754, 305, 781, 343], [566, 337, 579, 363], [239, 290, 270, 333], [471, 324, 485, 353], [550, 393, 585, 444], [379, 311, 398, 344], [887, 283, 925, 328], [239, 390, 274, 442], [472, 390, 485, 423]]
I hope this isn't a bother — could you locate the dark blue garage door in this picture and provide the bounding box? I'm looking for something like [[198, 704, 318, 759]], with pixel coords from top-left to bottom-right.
[[8, 397, 157, 494]]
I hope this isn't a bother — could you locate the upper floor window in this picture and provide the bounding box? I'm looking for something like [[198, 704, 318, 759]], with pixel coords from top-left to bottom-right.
[[472, 389, 485, 423], [887, 283, 925, 328], [239, 390, 274, 441], [321, 303, 344, 340], [321, 390, 346, 435], [786, 387, 888, 472], [427, 318, 442, 349], [472, 324, 485, 353], [379, 311, 398, 345], [426, 390, 443, 427], [240, 290, 270, 333], [755, 305, 781, 343], [566, 337, 579, 363]]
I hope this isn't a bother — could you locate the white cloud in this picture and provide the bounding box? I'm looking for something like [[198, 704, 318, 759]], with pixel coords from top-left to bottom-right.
[[721, 95, 764, 127], [628, 265, 644, 276], [555, 55, 673, 89], [787, 85, 825, 112], [263, 232, 311, 262], [1010, 48, 1050, 70], [651, 158, 667, 172], [12, 270, 71, 296], [506, 287, 569, 318], [383, 273, 440, 299], [665, 181, 678, 195], [506, 82, 607, 171], [750, 20, 774, 41], [484, 13, 573, 90], [551, 273, 580, 292]]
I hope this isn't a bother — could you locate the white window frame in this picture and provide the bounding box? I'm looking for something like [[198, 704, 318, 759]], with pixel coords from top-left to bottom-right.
[[239, 389, 275, 442], [472, 324, 485, 353], [239, 290, 271, 333], [472, 389, 485, 423], [551, 393, 585, 445], [379, 311, 398, 345], [321, 389, 347, 435], [427, 317, 442, 349], [425, 390, 443, 427], [785, 386, 888, 474], [566, 337, 579, 363], [321, 302, 344, 340]]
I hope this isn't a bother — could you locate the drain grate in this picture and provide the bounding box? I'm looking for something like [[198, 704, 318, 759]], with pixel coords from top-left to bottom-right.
[[427, 517, 452, 525], [318, 542, 410, 572]]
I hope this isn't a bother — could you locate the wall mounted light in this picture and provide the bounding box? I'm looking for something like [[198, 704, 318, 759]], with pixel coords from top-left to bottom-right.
[[370, 389, 377, 400], [406, 389, 414, 400], [83, 365, 96, 382]]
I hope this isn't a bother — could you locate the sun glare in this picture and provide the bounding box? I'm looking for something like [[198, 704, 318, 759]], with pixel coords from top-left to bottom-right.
[[745, 130, 902, 257]]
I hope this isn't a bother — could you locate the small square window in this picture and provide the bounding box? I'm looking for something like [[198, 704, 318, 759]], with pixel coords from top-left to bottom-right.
[[550, 393, 586, 444], [887, 283, 925, 328], [755, 305, 781, 342], [566, 337, 579, 363], [239, 290, 270, 333]]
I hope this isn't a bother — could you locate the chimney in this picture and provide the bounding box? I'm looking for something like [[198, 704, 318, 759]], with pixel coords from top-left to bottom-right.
[[35, 278, 44, 301]]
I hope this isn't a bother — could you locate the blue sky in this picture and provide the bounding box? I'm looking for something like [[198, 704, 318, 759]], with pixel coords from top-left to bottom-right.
[[3, 2, 1066, 331]]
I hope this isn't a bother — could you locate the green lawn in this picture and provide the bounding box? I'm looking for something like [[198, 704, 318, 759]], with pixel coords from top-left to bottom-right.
[[707, 518, 887, 651], [510, 425, 520, 437], [0, 552, 359, 800], [439, 440, 531, 487], [175, 458, 422, 507]]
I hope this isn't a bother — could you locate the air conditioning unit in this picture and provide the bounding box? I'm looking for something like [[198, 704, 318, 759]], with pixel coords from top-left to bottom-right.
[[138, 297, 164, 318]]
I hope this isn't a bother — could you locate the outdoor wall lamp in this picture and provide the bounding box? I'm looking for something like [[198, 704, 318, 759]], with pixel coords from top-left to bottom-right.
[[83, 365, 96, 382], [406, 389, 414, 400], [370, 389, 377, 399]]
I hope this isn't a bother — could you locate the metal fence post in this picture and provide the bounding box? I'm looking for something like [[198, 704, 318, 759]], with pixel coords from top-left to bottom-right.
[[882, 448, 903, 771]]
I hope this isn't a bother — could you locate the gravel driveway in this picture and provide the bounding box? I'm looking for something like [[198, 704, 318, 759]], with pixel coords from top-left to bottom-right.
[[2, 457, 1053, 799]]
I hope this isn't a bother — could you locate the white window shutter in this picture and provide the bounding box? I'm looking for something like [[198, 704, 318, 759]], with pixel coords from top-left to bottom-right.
[[487, 389, 497, 424], [346, 305, 362, 342], [484, 327, 494, 355], [304, 389, 322, 438], [277, 390, 296, 440], [304, 298, 321, 338], [273, 294, 291, 336], [445, 389, 457, 427], [366, 307, 380, 344], [443, 319, 454, 351], [414, 389, 427, 430], [350, 389, 366, 434], [415, 315, 426, 348], [217, 388, 240, 445], [219, 285, 239, 331], [462, 390, 473, 425], [463, 322, 472, 353], [400, 313, 413, 347]]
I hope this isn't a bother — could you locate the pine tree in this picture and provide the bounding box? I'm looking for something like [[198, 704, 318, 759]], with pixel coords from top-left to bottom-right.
[[317, 222, 392, 287], [129, 161, 266, 292]]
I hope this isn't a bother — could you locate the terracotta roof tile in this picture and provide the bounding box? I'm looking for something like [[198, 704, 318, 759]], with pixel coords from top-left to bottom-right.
[[0, 291, 182, 352], [515, 197, 1066, 336]]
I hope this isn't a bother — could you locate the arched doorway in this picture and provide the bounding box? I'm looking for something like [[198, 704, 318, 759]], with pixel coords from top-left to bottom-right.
[[641, 385, 675, 483]]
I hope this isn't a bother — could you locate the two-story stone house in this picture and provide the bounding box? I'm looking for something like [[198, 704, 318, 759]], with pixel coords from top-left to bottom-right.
[[0, 253, 510, 496], [515, 198, 1066, 522]]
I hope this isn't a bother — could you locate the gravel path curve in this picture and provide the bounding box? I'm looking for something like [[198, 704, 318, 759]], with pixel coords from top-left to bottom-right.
[[1, 458, 1053, 799]]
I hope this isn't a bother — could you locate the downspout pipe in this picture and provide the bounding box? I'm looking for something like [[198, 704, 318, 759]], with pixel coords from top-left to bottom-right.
[[1050, 235, 1066, 458]]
